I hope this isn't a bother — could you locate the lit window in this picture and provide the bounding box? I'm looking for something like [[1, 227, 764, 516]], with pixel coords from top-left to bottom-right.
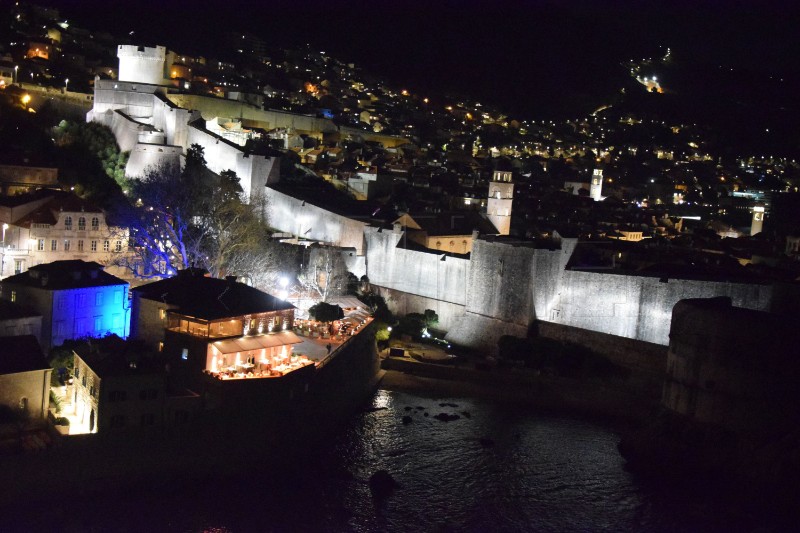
[[64, 239, 70, 252], [159, 309, 167, 320], [10, 291, 16, 302], [78, 217, 86, 231], [103, 241, 109, 252], [181, 348, 189, 360], [158, 342, 164, 352], [37, 239, 44, 251]]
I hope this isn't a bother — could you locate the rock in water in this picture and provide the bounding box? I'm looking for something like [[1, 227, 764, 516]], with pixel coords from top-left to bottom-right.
[[402, 415, 413, 425], [369, 470, 398, 498], [434, 413, 461, 422]]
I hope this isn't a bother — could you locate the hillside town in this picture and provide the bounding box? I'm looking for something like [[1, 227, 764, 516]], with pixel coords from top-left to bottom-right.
[[1, 3, 800, 512]]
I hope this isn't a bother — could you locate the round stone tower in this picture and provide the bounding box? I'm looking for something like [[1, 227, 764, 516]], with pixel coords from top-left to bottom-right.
[[117, 45, 166, 85]]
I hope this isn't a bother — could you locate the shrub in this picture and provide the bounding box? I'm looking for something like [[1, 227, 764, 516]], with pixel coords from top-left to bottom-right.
[[54, 417, 70, 426]]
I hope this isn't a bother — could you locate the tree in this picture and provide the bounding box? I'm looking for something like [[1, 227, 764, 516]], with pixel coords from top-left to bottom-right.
[[308, 302, 344, 323], [298, 244, 351, 302], [113, 145, 288, 280]]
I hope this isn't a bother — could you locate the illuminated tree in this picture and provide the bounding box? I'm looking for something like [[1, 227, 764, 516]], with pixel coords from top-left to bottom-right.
[[114, 145, 285, 280], [297, 244, 351, 302]]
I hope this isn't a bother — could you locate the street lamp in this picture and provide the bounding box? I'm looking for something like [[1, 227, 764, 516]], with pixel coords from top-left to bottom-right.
[[14, 65, 18, 84], [64, 78, 69, 92]]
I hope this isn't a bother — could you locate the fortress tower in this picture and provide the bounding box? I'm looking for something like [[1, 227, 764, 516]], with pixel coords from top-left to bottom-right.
[[117, 45, 166, 85], [487, 170, 514, 235], [590, 169, 603, 201]]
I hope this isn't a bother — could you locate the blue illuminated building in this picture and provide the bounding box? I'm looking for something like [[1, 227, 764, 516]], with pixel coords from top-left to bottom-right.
[[0, 260, 129, 350]]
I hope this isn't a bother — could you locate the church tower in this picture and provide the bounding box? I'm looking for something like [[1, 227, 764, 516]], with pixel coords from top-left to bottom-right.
[[590, 169, 603, 201], [751, 205, 765, 236], [487, 170, 514, 235]]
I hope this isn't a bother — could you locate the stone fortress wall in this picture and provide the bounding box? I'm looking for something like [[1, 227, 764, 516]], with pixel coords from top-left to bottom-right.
[[88, 46, 280, 200]]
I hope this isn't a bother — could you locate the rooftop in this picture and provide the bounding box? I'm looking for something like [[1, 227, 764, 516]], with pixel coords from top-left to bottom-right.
[[2, 260, 128, 290], [0, 335, 49, 375], [133, 269, 294, 320]]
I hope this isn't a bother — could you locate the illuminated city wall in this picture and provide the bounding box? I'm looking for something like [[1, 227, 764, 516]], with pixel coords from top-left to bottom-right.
[[365, 228, 469, 330], [449, 237, 778, 351], [266, 187, 368, 255]]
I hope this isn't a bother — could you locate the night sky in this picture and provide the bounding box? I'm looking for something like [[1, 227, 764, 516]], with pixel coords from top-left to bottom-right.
[[32, 0, 800, 120]]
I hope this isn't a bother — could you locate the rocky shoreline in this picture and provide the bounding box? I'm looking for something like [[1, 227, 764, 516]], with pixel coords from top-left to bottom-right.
[[378, 362, 658, 428]]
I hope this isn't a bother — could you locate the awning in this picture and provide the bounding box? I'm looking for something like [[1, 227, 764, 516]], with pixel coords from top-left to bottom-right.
[[213, 331, 303, 355]]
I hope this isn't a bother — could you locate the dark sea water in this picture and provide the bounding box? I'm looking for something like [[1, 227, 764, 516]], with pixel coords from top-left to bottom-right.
[[11, 389, 782, 532]]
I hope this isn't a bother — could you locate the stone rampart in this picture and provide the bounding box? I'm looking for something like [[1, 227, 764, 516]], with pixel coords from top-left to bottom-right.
[[373, 285, 466, 331], [266, 188, 368, 255], [365, 228, 468, 305]]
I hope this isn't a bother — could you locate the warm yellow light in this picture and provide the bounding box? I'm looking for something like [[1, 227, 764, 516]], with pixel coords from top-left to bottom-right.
[[21, 94, 31, 104]]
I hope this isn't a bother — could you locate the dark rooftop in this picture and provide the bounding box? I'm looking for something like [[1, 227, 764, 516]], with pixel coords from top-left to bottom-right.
[[73, 336, 163, 378], [0, 335, 48, 375], [133, 269, 294, 321], [1, 260, 127, 290]]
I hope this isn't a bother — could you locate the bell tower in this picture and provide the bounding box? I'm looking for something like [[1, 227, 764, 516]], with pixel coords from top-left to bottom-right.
[[751, 205, 765, 236], [487, 170, 514, 235], [590, 169, 603, 201]]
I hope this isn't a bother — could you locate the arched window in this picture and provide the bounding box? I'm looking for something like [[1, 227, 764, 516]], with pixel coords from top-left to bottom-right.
[[64, 216, 72, 230], [78, 217, 86, 231], [91, 217, 99, 231]]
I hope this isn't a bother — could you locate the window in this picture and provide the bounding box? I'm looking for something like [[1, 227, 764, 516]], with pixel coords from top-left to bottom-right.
[[77, 240, 84, 252], [37, 239, 44, 251], [64, 240, 70, 252], [114, 291, 122, 304], [139, 389, 157, 401], [110, 390, 127, 402], [181, 348, 189, 360], [94, 316, 102, 331], [91, 240, 97, 252], [96, 293, 104, 306], [158, 342, 164, 352], [91, 217, 99, 230], [159, 308, 167, 320], [64, 216, 72, 230], [51, 239, 57, 251], [82, 375, 87, 387], [103, 241, 109, 252], [140, 413, 155, 427], [14, 260, 23, 275], [115, 240, 122, 252], [74, 367, 80, 378], [110, 415, 126, 428], [89, 385, 96, 397], [10, 291, 16, 302], [78, 217, 86, 231], [112, 314, 122, 329]]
